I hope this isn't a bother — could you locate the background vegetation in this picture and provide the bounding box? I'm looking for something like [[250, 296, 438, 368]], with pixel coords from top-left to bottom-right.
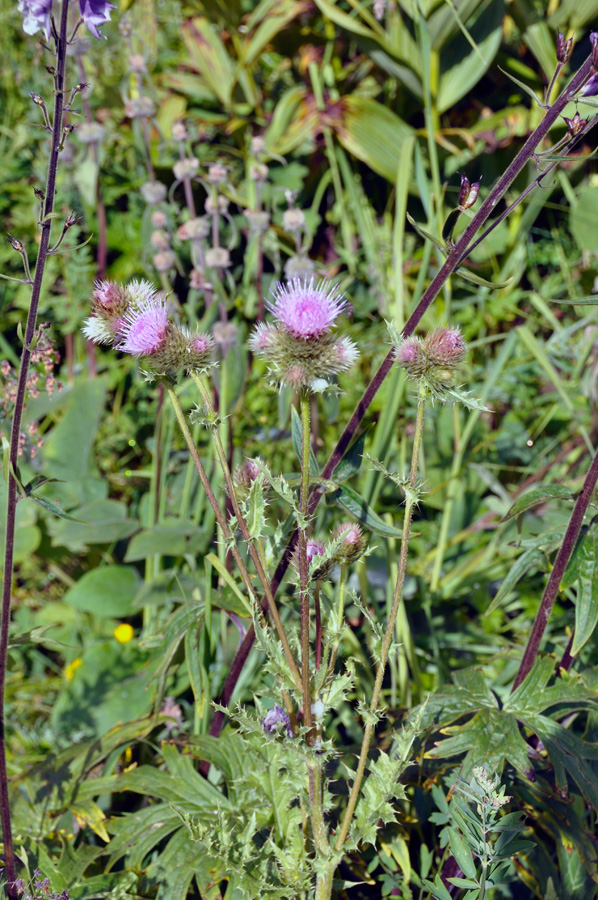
[[2, 0, 598, 896]]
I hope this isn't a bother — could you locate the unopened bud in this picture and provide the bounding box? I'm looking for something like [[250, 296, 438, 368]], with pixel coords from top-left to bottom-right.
[[592, 32, 598, 69], [556, 30, 573, 64], [65, 212, 79, 228], [30, 92, 43, 106], [33, 188, 45, 201], [458, 174, 480, 211], [6, 234, 23, 252], [563, 112, 587, 136], [233, 457, 266, 500], [423, 327, 466, 369]]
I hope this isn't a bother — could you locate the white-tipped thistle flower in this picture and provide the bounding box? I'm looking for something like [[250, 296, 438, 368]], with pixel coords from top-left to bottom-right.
[[249, 278, 358, 391], [82, 279, 213, 380]]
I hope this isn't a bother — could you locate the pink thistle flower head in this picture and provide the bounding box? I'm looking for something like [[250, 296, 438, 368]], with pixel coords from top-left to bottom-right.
[[423, 327, 466, 369], [266, 278, 350, 340], [119, 298, 168, 357], [232, 457, 267, 500]]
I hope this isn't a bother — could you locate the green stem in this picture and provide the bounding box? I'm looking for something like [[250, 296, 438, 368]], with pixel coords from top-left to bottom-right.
[[334, 381, 427, 853], [189, 373, 302, 693], [299, 388, 313, 731]]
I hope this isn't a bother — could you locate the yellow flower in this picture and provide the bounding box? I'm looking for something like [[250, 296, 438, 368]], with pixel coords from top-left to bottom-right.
[[114, 623, 134, 643], [65, 657, 82, 681]]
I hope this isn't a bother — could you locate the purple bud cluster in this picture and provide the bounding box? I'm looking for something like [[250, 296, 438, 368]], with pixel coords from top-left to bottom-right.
[[395, 328, 466, 384], [82, 280, 213, 378], [249, 278, 358, 390], [18, 0, 115, 39]]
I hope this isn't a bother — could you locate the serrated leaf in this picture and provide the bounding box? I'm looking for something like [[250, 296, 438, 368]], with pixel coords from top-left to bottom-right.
[[560, 526, 598, 655], [326, 483, 403, 537], [502, 485, 573, 521]]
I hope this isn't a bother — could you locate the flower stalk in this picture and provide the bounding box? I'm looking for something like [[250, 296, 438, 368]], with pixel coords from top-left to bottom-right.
[[0, 2, 71, 892], [299, 388, 313, 732]]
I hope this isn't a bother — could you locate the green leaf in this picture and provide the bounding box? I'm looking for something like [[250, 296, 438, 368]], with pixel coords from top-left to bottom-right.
[[334, 427, 370, 483], [64, 565, 141, 617], [448, 828, 477, 879], [27, 492, 90, 523], [406, 212, 447, 250], [497, 65, 544, 107], [326, 483, 403, 537], [335, 95, 414, 183], [124, 519, 207, 561], [502, 485, 573, 522], [422, 875, 453, 900], [181, 17, 235, 107]]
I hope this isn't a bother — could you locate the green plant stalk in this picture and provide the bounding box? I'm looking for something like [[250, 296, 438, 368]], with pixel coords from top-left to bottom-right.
[[0, 3, 70, 892], [334, 379, 427, 853], [189, 373, 302, 692], [299, 388, 313, 731]]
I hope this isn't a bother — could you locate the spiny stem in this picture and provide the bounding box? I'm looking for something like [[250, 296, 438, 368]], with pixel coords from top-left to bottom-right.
[[334, 381, 427, 852], [189, 373, 302, 692], [299, 388, 313, 731], [0, 3, 71, 894]]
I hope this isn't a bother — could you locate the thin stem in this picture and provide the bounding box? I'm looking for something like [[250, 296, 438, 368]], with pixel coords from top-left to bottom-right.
[[188, 373, 302, 692], [513, 445, 598, 690], [0, 3, 70, 894], [299, 388, 313, 731], [334, 381, 427, 852]]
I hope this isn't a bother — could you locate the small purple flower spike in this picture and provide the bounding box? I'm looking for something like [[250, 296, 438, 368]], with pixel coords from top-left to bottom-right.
[[79, 0, 116, 39], [262, 705, 293, 737], [266, 278, 350, 340], [17, 0, 52, 37], [119, 298, 168, 357]]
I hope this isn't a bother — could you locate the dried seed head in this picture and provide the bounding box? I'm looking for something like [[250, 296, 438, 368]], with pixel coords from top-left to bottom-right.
[[207, 163, 228, 185], [140, 181, 167, 205], [173, 157, 199, 180], [458, 173, 480, 210], [177, 217, 210, 240], [205, 247, 230, 269], [245, 210, 270, 233], [283, 208, 306, 232]]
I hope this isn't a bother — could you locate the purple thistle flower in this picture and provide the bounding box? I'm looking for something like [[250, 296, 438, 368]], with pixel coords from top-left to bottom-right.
[[262, 704, 293, 737], [17, 0, 52, 37], [79, 0, 116, 39], [266, 278, 350, 339], [118, 298, 168, 357], [306, 540, 325, 564]]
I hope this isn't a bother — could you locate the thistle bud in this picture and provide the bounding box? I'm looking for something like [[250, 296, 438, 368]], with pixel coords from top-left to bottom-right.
[[262, 705, 293, 737], [458, 174, 480, 211], [150, 325, 214, 377], [232, 457, 266, 500], [331, 522, 366, 565], [292, 539, 333, 581], [423, 328, 466, 369]]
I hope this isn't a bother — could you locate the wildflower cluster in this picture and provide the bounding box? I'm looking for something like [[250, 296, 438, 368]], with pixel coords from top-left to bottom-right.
[[1, 330, 62, 459], [18, 0, 115, 39], [13, 869, 69, 900], [292, 522, 367, 581], [249, 278, 358, 390], [82, 280, 213, 379]]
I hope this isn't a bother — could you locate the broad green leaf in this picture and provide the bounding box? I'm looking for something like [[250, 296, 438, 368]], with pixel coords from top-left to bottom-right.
[[502, 485, 573, 522], [48, 499, 138, 550], [64, 565, 141, 617], [561, 528, 598, 655], [326, 483, 403, 537], [124, 519, 207, 561], [335, 95, 414, 183], [448, 829, 477, 879], [181, 17, 235, 107]]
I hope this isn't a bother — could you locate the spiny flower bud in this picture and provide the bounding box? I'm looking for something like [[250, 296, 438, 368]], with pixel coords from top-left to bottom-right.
[[331, 522, 366, 565], [262, 705, 293, 737], [150, 325, 214, 377], [292, 539, 333, 580], [232, 457, 267, 500], [423, 328, 466, 369], [458, 174, 480, 211]]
